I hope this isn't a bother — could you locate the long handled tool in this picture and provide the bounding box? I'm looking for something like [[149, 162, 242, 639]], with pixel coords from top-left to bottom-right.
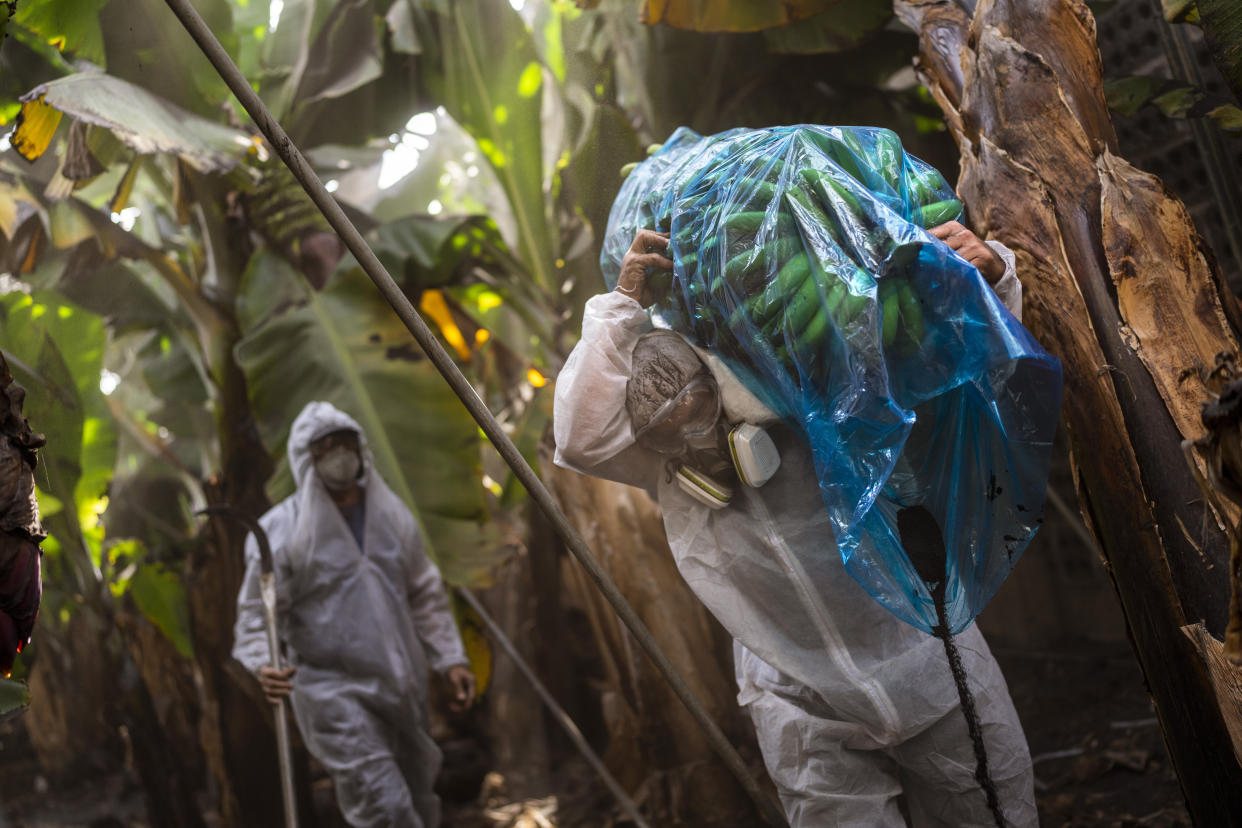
[[163, 2, 787, 825], [199, 506, 298, 828]]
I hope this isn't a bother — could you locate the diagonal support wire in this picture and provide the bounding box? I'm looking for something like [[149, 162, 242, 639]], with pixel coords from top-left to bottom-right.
[[455, 587, 651, 828], [159, 2, 787, 826]]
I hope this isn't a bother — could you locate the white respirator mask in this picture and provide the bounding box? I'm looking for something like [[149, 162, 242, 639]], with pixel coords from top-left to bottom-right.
[[315, 445, 362, 491], [628, 333, 781, 510]]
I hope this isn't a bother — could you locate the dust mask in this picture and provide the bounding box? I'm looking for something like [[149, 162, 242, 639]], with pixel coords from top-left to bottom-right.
[[316, 445, 361, 491]]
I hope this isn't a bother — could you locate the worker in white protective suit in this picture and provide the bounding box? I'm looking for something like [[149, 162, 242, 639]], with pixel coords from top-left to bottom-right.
[[233, 400, 476, 828], [553, 224, 1038, 827]]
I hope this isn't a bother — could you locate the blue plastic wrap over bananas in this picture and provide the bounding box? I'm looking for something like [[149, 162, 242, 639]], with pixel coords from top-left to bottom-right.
[[601, 125, 1063, 635]]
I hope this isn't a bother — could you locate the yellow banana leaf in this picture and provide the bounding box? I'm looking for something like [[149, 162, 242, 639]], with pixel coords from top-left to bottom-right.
[[420, 289, 473, 362]]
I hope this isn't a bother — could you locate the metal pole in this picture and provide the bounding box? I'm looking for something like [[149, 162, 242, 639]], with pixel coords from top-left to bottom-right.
[[261, 573, 299, 828], [455, 588, 651, 828], [162, 3, 786, 825]]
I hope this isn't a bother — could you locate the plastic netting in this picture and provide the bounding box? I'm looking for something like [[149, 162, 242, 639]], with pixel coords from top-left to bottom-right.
[[601, 125, 1063, 635]]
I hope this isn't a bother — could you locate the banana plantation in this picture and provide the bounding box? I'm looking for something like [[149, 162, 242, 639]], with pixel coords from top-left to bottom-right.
[[2, 0, 1242, 826]]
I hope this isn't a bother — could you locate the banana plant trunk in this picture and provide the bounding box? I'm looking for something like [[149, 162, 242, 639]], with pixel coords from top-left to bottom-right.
[[178, 172, 318, 828], [893, 0, 1242, 822]]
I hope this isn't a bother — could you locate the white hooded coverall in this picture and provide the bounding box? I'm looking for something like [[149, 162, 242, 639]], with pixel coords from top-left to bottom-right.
[[233, 401, 468, 828], [553, 243, 1037, 827]]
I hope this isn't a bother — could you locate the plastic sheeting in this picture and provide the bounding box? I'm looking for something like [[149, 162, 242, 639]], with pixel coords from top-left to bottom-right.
[[601, 125, 1063, 635]]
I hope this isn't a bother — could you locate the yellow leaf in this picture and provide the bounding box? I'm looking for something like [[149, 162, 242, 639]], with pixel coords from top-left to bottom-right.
[[459, 605, 492, 696], [12, 96, 63, 162], [110, 159, 142, 214], [419, 289, 472, 361], [527, 368, 547, 388]]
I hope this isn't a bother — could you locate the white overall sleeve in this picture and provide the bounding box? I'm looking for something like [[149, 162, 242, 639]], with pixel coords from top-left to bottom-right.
[[552, 291, 665, 495], [406, 529, 468, 673], [986, 240, 1022, 321]]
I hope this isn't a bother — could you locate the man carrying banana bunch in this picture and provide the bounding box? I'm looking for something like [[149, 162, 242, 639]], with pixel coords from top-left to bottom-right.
[[553, 220, 1035, 826]]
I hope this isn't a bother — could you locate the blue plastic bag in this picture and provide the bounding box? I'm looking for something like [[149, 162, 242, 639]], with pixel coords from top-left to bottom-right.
[[601, 125, 1063, 635]]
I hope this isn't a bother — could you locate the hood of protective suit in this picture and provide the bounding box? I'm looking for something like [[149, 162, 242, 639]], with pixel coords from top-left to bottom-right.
[[288, 400, 373, 491], [645, 323, 780, 426], [283, 401, 412, 576]]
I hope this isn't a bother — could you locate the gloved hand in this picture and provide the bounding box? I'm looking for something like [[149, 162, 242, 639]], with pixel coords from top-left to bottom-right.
[[615, 229, 673, 308]]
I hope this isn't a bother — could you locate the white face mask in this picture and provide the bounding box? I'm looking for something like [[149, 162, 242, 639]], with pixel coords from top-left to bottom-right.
[[315, 445, 361, 491]]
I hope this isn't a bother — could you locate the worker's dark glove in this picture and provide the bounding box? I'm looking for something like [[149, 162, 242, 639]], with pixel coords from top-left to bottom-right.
[[929, 221, 1006, 284], [616, 229, 673, 308], [258, 665, 296, 703]]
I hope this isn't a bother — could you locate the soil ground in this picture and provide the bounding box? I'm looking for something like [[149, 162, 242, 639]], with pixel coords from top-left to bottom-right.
[[0, 637, 1191, 828]]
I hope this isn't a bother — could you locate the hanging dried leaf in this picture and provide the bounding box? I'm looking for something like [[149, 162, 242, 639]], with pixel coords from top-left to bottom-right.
[[11, 96, 63, 162], [1164, 0, 1200, 24]]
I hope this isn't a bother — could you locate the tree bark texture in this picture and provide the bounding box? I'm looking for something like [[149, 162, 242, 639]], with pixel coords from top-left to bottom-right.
[[538, 446, 768, 827], [894, 0, 1242, 821]]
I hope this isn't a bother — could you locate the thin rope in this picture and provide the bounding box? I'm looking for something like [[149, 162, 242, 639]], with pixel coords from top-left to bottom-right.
[[932, 591, 1006, 828], [455, 588, 652, 828], [899, 505, 1007, 827]]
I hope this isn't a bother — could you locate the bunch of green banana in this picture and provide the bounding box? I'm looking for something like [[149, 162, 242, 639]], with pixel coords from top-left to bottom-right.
[[617, 128, 958, 380]]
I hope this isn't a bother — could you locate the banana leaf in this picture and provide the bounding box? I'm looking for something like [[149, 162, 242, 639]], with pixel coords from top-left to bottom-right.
[[13, 73, 254, 172], [0, 677, 30, 722], [0, 292, 116, 593]]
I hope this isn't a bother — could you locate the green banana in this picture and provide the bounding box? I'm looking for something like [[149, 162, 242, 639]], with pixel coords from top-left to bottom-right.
[[803, 169, 869, 228], [870, 130, 904, 191], [723, 209, 797, 239], [908, 166, 950, 206], [914, 199, 963, 229], [897, 283, 925, 349], [720, 235, 802, 285], [747, 258, 814, 326], [807, 130, 868, 186], [707, 158, 785, 188], [881, 287, 900, 348], [837, 290, 871, 329], [791, 302, 833, 365], [722, 210, 772, 236], [676, 250, 699, 277], [766, 255, 817, 333]]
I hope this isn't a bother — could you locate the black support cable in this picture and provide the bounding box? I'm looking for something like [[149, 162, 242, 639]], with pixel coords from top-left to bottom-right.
[[159, 2, 788, 825], [454, 588, 651, 828]]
